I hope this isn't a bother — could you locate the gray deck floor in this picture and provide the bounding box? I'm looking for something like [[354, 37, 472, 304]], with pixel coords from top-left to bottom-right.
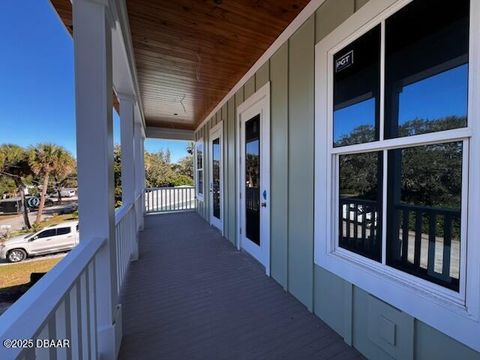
[[119, 212, 362, 360]]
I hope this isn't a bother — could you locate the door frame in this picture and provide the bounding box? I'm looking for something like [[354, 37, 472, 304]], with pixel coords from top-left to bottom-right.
[[209, 121, 224, 233], [236, 82, 271, 275]]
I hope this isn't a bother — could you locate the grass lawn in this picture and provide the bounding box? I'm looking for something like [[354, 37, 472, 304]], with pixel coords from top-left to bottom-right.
[[0, 257, 63, 289]]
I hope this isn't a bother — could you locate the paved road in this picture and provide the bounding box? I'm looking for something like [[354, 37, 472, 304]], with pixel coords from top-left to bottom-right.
[[0, 203, 77, 233], [0, 252, 67, 266]]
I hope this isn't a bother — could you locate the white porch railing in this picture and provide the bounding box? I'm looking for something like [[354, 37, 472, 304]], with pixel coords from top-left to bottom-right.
[[145, 187, 196, 213], [0, 237, 106, 359], [0, 193, 144, 359], [114, 196, 139, 295]]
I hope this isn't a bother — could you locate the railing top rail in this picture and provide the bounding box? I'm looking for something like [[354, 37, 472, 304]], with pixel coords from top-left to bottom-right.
[[394, 203, 461, 215], [339, 197, 377, 205], [0, 237, 106, 350], [145, 186, 195, 190], [115, 203, 134, 225]]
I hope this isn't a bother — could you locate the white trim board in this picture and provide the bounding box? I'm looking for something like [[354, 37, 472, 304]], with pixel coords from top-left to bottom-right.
[[195, 138, 205, 202], [236, 82, 271, 276], [194, 0, 327, 132], [209, 122, 224, 234]]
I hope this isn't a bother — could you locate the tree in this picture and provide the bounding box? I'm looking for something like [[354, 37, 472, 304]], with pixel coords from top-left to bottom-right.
[[51, 148, 76, 204], [29, 144, 61, 224], [0, 145, 33, 229], [113, 145, 122, 207]]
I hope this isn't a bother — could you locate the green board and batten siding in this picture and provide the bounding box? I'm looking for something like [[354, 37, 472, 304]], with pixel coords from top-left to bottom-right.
[[194, 0, 479, 358]]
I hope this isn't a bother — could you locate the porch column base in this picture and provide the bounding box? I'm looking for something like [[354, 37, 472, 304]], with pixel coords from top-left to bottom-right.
[[130, 233, 139, 261], [98, 304, 123, 360]]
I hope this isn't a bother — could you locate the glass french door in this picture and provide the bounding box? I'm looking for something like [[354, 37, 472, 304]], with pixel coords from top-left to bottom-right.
[[237, 84, 270, 273]]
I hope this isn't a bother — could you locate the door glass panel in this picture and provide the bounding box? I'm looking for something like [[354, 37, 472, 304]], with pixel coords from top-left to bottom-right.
[[339, 151, 383, 262], [245, 115, 260, 245], [212, 137, 221, 219], [333, 25, 381, 147], [387, 142, 462, 291], [384, 0, 469, 139]]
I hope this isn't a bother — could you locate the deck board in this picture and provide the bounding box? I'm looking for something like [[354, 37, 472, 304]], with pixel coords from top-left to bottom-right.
[[119, 212, 362, 360]]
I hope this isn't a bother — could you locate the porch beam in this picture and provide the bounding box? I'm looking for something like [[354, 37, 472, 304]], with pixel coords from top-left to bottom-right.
[[146, 126, 194, 141], [73, 0, 120, 358]]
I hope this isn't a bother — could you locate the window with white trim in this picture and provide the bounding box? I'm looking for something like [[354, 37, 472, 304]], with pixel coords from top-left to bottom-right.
[[195, 140, 204, 200], [330, 0, 470, 292], [315, 0, 480, 350]]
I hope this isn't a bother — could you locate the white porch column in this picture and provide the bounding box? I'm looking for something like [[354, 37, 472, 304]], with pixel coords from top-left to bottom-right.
[[119, 94, 139, 260], [119, 94, 136, 206], [73, 0, 120, 358], [134, 122, 145, 230]]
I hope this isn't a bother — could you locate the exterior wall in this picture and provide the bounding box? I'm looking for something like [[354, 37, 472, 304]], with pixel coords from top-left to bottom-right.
[[194, 0, 479, 358]]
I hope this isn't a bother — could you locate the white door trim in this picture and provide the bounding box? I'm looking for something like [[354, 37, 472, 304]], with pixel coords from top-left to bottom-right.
[[209, 122, 224, 234], [236, 82, 271, 276]]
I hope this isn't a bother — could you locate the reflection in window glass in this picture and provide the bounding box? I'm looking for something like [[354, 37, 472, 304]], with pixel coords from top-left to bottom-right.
[[198, 170, 203, 195], [339, 151, 383, 261], [385, 0, 469, 139], [245, 115, 260, 245], [333, 25, 380, 147], [387, 142, 462, 291], [212, 138, 221, 219], [196, 142, 203, 195]]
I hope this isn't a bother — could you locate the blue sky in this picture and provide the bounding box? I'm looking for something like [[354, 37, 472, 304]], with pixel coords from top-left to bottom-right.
[[0, 0, 189, 163], [334, 64, 468, 142]]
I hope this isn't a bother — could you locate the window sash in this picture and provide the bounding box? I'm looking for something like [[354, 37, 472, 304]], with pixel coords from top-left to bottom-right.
[[196, 140, 204, 199], [327, 1, 470, 297]]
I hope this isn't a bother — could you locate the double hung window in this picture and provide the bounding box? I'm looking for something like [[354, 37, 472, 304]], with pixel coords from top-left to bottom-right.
[[332, 0, 469, 292], [195, 140, 204, 200]]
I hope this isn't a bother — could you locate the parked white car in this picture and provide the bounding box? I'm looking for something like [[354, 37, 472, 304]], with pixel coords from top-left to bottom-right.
[[0, 221, 79, 263], [60, 189, 77, 198]]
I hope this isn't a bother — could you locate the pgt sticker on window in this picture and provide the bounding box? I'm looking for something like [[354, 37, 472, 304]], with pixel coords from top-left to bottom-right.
[[335, 50, 354, 73]]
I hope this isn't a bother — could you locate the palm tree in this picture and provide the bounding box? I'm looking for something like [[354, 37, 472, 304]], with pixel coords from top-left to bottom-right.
[[0, 145, 33, 229], [51, 148, 76, 204], [29, 144, 60, 224]]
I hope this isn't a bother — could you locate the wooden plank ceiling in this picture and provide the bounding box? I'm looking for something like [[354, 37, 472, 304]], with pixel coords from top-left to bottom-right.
[[51, 0, 310, 130]]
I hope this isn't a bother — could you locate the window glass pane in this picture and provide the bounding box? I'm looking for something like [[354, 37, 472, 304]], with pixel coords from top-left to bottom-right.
[[196, 143, 203, 169], [339, 151, 383, 261], [197, 170, 203, 195], [245, 115, 261, 245], [387, 142, 462, 291], [57, 227, 71, 235], [385, 0, 469, 139], [333, 25, 380, 147], [212, 138, 221, 219]]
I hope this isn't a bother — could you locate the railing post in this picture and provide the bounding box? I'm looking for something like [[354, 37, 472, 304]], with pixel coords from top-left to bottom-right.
[[73, 0, 120, 358]]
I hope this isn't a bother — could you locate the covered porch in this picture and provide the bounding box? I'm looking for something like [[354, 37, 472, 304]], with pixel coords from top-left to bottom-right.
[[120, 212, 361, 359], [2, 0, 480, 359]]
